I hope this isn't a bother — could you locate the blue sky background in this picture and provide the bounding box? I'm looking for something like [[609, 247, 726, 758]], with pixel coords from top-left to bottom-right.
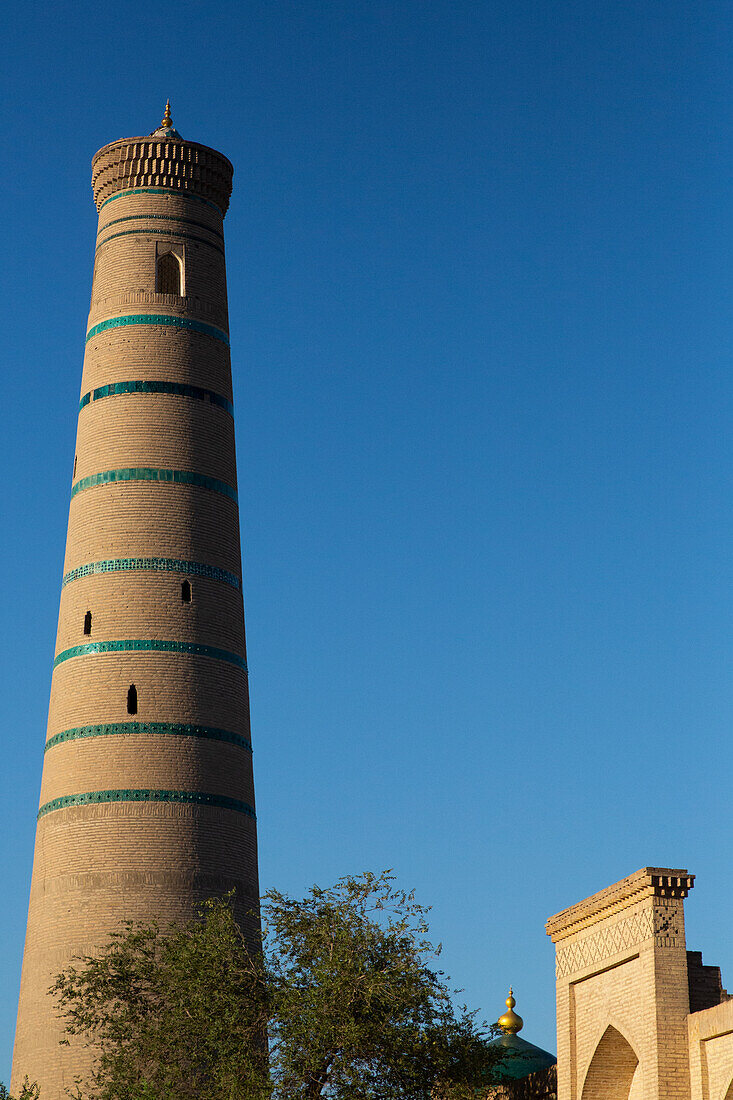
[[1, 0, 732, 1079]]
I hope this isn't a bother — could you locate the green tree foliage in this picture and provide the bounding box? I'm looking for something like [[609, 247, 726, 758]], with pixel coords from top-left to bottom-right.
[[52, 872, 504, 1100], [263, 871, 501, 1099], [0, 1079, 41, 1100], [51, 897, 269, 1100]]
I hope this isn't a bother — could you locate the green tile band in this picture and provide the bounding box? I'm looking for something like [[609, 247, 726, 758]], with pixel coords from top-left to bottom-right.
[[79, 380, 233, 415], [45, 722, 252, 753], [86, 315, 229, 347], [70, 468, 237, 503], [96, 228, 224, 257], [100, 213, 224, 241], [62, 557, 241, 590], [53, 639, 247, 671], [99, 187, 222, 214], [38, 790, 256, 820]]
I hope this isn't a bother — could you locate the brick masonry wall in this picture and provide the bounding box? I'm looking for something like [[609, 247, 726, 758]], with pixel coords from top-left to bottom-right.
[[547, 870, 695, 1100], [687, 999, 733, 1100], [11, 133, 259, 1100]]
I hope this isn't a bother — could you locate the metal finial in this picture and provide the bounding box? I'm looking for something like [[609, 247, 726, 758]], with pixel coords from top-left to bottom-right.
[[161, 99, 173, 129], [497, 988, 524, 1034]]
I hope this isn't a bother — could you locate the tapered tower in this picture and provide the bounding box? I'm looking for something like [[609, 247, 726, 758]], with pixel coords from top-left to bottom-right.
[[12, 105, 259, 1097]]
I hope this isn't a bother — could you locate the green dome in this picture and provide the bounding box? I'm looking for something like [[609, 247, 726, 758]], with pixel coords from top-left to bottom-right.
[[489, 991, 557, 1081], [489, 1031, 557, 1081]]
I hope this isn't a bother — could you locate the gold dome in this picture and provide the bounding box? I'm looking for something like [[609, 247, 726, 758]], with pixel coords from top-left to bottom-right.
[[497, 988, 524, 1033]]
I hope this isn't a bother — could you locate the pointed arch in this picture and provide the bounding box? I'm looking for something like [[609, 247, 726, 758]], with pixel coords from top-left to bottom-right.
[[156, 251, 182, 295], [723, 1080, 733, 1100], [581, 1025, 640, 1100]]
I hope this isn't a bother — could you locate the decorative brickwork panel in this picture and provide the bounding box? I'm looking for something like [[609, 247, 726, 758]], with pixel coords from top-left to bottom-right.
[[555, 909, 655, 977]]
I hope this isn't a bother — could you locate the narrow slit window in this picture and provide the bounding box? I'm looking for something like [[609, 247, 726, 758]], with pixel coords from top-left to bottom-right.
[[83, 610, 92, 635], [127, 684, 138, 715], [73, 454, 77, 478], [156, 251, 181, 295], [181, 580, 192, 603]]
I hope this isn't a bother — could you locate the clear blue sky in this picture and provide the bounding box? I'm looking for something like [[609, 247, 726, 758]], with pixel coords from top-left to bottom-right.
[[1, 0, 731, 1079]]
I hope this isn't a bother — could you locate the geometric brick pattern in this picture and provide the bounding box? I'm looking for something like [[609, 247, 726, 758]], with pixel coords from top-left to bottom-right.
[[92, 136, 233, 213], [555, 908, 655, 978], [554, 901, 687, 978]]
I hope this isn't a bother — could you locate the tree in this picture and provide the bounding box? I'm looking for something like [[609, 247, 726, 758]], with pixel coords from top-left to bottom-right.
[[263, 871, 502, 1099], [0, 1080, 41, 1100], [52, 872, 505, 1100], [52, 897, 269, 1100]]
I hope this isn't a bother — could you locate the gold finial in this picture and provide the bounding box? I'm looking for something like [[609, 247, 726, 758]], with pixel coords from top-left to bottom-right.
[[161, 99, 173, 129], [497, 988, 524, 1033]]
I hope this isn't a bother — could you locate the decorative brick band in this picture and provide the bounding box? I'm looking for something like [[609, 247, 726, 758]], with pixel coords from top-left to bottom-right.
[[70, 468, 238, 503], [99, 187, 222, 214], [79, 380, 233, 415], [38, 789, 256, 820], [45, 722, 252, 753], [100, 212, 224, 241], [86, 315, 230, 347], [96, 227, 225, 257], [62, 557, 241, 590], [52, 639, 247, 671]]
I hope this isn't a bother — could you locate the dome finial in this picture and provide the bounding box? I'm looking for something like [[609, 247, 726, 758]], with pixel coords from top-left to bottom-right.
[[497, 988, 524, 1033], [161, 99, 173, 129]]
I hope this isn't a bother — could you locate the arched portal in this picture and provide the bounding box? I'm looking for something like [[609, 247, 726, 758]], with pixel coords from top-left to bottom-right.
[[582, 1025, 640, 1100], [722, 1080, 733, 1100]]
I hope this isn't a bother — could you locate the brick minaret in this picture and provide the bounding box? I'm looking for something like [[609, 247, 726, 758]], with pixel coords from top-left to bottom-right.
[[12, 104, 259, 1097]]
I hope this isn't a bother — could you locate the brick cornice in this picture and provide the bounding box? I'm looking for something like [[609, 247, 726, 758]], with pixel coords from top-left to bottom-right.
[[91, 137, 233, 215], [546, 867, 695, 943]]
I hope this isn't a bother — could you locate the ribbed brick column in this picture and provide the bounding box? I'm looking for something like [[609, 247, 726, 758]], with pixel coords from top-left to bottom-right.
[[12, 112, 259, 1098]]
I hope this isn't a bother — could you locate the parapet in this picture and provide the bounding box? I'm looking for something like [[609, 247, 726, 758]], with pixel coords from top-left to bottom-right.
[[546, 867, 695, 943], [91, 135, 234, 215]]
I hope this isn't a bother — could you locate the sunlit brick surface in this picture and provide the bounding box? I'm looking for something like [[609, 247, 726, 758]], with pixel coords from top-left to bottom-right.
[[12, 126, 259, 1099]]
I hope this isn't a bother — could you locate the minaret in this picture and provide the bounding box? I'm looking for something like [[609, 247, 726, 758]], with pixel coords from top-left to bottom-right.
[[12, 105, 259, 1097]]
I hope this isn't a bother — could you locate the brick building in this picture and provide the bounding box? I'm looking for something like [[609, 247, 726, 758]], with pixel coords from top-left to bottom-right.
[[546, 867, 733, 1100], [11, 104, 259, 1098]]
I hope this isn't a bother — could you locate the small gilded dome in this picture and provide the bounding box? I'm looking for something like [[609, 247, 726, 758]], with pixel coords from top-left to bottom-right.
[[497, 989, 524, 1034], [489, 989, 557, 1082]]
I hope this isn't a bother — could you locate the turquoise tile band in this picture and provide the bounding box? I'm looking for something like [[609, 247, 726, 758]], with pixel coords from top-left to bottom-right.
[[99, 187, 222, 214], [53, 639, 247, 671], [96, 228, 224, 257], [45, 722, 252, 753], [70, 468, 238, 503], [100, 212, 224, 241], [38, 789, 256, 820], [100, 210, 224, 238], [86, 315, 229, 347], [79, 379, 233, 415], [62, 557, 241, 590]]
